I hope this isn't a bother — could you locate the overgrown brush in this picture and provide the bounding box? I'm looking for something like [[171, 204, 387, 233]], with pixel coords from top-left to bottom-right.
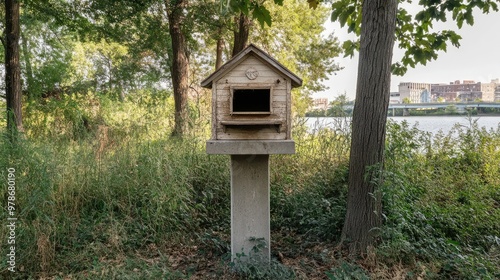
[[381, 119, 500, 279], [1, 93, 499, 279]]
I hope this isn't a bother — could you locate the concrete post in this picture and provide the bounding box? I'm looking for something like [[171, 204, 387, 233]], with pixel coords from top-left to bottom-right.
[[206, 140, 294, 262], [230, 154, 270, 260]]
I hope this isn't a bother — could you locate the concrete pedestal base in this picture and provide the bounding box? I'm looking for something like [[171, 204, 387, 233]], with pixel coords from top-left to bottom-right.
[[231, 155, 270, 260], [206, 140, 294, 262]]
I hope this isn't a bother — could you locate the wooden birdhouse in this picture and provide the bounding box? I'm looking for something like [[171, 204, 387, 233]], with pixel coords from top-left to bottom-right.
[[201, 45, 302, 260], [201, 44, 302, 142]]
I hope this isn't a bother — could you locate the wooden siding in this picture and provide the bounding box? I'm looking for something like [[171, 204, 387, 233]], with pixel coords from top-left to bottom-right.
[[286, 76, 292, 139], [211, 85, 217, 140], [211, 54, 292, 140], [201, 44, 302, 88]]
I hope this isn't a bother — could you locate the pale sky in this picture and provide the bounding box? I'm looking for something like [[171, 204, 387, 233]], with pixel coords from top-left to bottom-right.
[[316, 7, 500, 101]]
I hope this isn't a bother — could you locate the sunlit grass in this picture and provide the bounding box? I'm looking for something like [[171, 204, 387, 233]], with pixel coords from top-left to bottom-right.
[[0, 92, 498, 278]]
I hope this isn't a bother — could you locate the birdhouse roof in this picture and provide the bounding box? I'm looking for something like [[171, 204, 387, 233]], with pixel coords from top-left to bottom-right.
[[201, 44, 303, 89]]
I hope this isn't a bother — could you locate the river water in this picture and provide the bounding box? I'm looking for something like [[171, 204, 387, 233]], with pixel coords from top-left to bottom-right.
[[305, 116, 500, 135]]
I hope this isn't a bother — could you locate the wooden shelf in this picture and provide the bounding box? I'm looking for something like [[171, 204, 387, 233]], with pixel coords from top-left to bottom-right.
[[221, 120, 282, 125], [220, 120, 282, 133]]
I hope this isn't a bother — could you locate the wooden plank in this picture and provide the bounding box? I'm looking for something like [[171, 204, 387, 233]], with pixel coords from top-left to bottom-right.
[[217, 112, 285, 121], [211, 86, 217, 139], [216, 112, 286, 119], [273, 101, 286, 108], [272, 88, 287, 94], [201, 46, 302, 88], [216, 101, 230, 108], [215, 124, 288, 134], [221, 120, 282, 126], [230, 63, 272, 73], [216, 130, 287, 140], [215, 94, 230, 102], [215, 84, 286, 91], [272, 95, 287, 102], [217, 76, 282, 84], [215, 123, 288, 133], [216, 118, 284, 127], [272, 107, 286, 116], [286, 80, 292, 139], [223, 69, 282, 77], [217, 107, 231, 116], [238, 56, 267, 65], [217, 109, 231, 116]]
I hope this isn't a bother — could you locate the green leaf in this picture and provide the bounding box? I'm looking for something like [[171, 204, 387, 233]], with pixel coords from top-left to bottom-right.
[[449, 32, 462, 47], [252, 5, 272, 27], [331, 0, 352, 26], [342, 40, 359, 58], [307, 0, 320, 9], [273, 0, 284, 6], [391, 62, 407, 76], [464, 9, 474, 25]]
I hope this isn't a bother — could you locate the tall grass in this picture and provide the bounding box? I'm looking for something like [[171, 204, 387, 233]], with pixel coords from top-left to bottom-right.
[[380, 119, 500, 279], [1, 92, 499, 278], [1, 91, 220, 277]]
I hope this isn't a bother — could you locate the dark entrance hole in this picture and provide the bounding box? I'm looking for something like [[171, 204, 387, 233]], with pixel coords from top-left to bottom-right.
[[232, 89, 271, 113]]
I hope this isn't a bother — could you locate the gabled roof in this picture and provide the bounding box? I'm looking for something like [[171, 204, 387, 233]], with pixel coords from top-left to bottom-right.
[[201, 44, 302, 89]]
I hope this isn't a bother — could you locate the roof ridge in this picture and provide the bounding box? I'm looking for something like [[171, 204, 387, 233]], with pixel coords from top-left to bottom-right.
[[200, 44, 302, 88]]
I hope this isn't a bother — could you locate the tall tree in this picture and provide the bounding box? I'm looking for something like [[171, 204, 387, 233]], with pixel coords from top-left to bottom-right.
[[225, 0, 500, 255], [215, 34, 224, 69], [4, 0, 23, 136], [165, 0, 190, 137], [25, 0, 171, 96], [327, 0, 500, 255], [340, 0, 398, 254], [231, 13, 250, 56]]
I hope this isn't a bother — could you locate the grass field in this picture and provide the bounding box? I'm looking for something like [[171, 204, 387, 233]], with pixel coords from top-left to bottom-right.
[[1, 92, 499, 279]]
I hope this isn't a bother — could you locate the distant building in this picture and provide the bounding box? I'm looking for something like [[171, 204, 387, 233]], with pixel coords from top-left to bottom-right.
[[431, 80, 495, 102], [493, 79, 500, 102], [389, 92, 400, 104], [420, 89, 431, 103], [312, 98, 329, 111], [398, 82, 432, 103]]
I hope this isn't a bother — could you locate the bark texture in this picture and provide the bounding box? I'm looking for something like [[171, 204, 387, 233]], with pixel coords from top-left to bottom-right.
[[166, 0, 189, 137], [215, 37, 224, 70], [341, 0, 399, 255], [21, 33, 35, 99], [5, 0, 23, 136], [231, 13, 250, 57]]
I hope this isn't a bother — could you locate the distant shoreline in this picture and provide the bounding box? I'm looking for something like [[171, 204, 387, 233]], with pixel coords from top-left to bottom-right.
[[388, 113, 500, 117], [305, 114, 500, 118]]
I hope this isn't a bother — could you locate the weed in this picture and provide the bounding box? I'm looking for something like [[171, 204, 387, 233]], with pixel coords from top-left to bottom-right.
[[326, 261, 370, 280], [230, 238, 295, 280], [1, 93, 499, 278]]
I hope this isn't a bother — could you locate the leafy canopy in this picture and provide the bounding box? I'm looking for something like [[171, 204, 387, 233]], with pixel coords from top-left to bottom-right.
[[227, 0, 499, 75], [225, 0, 285, 27], [329, 0, 499, 75], [250, 0, 342, 114]]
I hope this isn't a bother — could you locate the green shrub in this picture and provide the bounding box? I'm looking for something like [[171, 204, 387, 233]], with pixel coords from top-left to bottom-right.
[[380, 119, 500, 279], [326, 261, 370, 280], [2, 94, 500, 279], [230, 239, 295, 280]]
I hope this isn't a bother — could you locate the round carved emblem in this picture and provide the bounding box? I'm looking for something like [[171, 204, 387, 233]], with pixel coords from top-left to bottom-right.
[[245, 67, 259, 80]]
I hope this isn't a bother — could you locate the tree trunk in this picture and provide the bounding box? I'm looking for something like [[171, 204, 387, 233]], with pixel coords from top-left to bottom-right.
[[166, 0, 189, 137], [21, 32, 35, 99], [5, 0, 23, 137], [215, 37, 224, 70], [231, 13, 250, 57], [341, 0, 398, 255]]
